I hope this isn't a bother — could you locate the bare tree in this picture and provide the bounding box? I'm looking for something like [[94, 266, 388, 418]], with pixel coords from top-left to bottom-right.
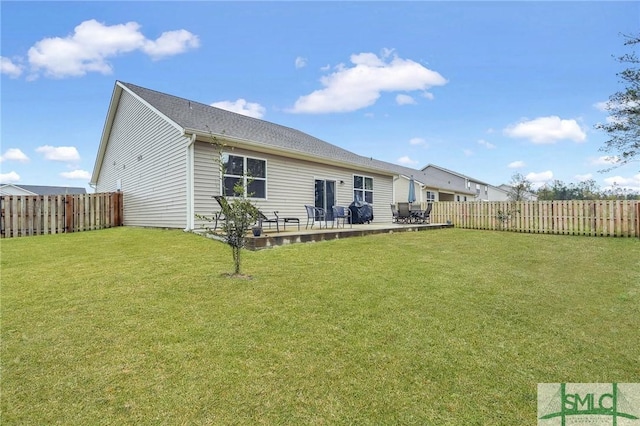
[[507, 173, 533, 201]]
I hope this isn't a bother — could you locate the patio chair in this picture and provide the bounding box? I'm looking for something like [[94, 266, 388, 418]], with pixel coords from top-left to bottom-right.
[[274, 211, 300, 231], [212, 195, 231, 231], [305, 205, 327, 229], [390, 204, 400, 223], [396, 202, 412, 223], [410, 203, 423, 223], [332, 205, 352, 229], [419, 203, 432, 224], [257, 210, 280, 232]]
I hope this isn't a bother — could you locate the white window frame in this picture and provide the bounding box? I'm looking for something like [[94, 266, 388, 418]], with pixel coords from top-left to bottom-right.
[[221, 153, 267, 199], [353, 174, 374, 203]]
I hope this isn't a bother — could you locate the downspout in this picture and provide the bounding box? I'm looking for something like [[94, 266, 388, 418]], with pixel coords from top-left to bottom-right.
[[184, 133, 196, 231], [392, 175, 399, 205]]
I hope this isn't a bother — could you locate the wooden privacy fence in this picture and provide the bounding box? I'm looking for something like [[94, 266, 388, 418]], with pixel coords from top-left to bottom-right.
[[431, 200, 639, 238], [1, 192, 123, 238]]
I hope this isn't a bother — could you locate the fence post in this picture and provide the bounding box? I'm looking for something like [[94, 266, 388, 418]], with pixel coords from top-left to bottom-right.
[[65, 195, 73, 233], [636, 201, 640, 239]]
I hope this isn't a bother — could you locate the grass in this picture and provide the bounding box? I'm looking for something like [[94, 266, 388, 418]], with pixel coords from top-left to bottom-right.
[[1, 227, 639, 424]]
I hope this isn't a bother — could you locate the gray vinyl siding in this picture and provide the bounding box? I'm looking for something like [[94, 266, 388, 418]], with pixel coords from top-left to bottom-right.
[[487, 185, 509, 201], [193, 141, 222, 226], [194, 142, 393, 227], [394, 177, 423, 205], [425, 167, 467, 191], [95, 91, 188, 228]]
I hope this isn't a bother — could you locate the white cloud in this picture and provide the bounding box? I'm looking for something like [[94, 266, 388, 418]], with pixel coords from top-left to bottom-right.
[[575, 173, 593, 182], [477, 139, 496, 149], [603, 174, 640, 192], [289, 49, 447, 113], [396, 94, 416, 105], [60, 169, 91, 180], [422, 92, 434, 100], [26, 19, 199, 78], [595, 99, 639, 112], [210, 99, 266, 119], [0, 171, 20, 184], [396, 155, 418, 166], [503, 116, 586, 144], [36, 145, 81, 162], [142, 29, 200, 60], [0, 148, 29, 163], [295, 56, 307, 69], [463, 149, 473, 157], [409, 137, 426, 146], [508, 160, 525, 169], [526, 170, 554, 188], [593, 101, 609, 112], [590, 155, 620, 166], [594, 99, 638, 125], [1, 57, 23, 78]]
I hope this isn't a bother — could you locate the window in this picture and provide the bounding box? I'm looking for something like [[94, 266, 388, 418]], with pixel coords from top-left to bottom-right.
[[222, 154, 266, 198], [353, 175, 373, 203], [426, 191, 436, 202]]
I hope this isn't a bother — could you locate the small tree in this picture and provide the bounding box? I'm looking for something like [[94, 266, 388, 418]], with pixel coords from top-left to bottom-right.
[[507, 173, 533, 201], [217, 182, 259, 275], [196, 133, 259, 277], [496, 205, 519, 230]]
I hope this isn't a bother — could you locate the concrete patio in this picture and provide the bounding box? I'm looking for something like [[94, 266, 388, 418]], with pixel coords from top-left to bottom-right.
[[243, 221, 454, 250]]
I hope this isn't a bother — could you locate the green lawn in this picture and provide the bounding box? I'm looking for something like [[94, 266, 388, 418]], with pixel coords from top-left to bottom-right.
[[1, 227, 638, 424]]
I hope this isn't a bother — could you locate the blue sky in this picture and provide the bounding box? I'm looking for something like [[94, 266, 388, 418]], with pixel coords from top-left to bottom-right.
[[1, 1, 639, 193]]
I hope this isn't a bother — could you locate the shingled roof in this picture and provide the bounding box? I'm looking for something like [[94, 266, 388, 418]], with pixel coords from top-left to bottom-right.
[[119, 81, 426, 179], [0, 184, 87, 196], [96, 81, 483, 194]]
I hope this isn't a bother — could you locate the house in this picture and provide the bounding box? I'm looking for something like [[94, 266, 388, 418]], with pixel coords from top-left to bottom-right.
[[91, 81, 413, 230], [0, 184, 87, 196], [421, 164, 492, 202], [487, 185, 511, 201], [91, 82, 516, 231]]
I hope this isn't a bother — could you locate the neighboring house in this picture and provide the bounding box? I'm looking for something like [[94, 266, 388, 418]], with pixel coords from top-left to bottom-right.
[[487, 185, 511, 202], [421, 164, 490, 202], [91, 81, 404, 230], [0, 184, 87, 196]]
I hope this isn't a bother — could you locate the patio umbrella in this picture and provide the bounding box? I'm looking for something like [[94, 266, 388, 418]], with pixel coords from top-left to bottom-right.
[[408, 175, 416, 203]]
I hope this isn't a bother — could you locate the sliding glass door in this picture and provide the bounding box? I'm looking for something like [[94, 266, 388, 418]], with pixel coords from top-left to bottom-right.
[[315, 179, 336, 221]]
